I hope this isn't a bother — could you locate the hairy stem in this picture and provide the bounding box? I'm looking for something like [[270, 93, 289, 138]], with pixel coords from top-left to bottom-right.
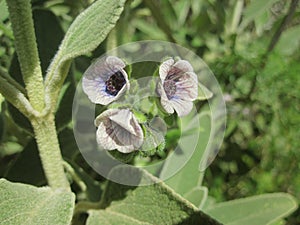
[[6, 0, 70, 190], [44, 58, 72, 114], [31, 115, 70, 190], [0, 67, 26, 94], [0, 69, 39, 118], [106, 28, 118, 51], [6, 0, 45, 112]]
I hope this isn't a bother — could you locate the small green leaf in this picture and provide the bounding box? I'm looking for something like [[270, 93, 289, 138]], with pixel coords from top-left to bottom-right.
[[133, 110, 148, 123], [87, 167, 221, 225], [140, 122, 166, 156], [205, 193, 298, 225], [0, 178, 75, 225], [198, 82, 213, 100], [108, 150, 137, 164]]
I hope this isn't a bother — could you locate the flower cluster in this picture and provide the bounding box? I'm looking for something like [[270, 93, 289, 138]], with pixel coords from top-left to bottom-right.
[[82, 56, 199, 154]]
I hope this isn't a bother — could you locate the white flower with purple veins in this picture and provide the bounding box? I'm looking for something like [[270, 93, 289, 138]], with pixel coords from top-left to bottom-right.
[[157, 58, 198, 117], [94, 108, 144, 153], [82, 56, 129, 105]]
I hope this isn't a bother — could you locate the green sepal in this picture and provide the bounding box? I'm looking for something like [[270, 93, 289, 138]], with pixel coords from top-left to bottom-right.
[[198, 82, 213, 100], [124, 63, 132, 79], [132, 110, 147, 123], [128, 78, 139, 95], [108, 150, 138, 164], [139, 122, 166, 157]]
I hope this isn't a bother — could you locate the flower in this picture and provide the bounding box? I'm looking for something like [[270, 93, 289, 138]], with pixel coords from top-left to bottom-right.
[[82, 56, 129, 105], [157, 58, 198, 117], [94, 108, 144, 153]]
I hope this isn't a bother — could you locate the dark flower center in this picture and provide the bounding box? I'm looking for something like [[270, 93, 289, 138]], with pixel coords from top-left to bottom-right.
[[105, 71, 126, 96], [163, 68, 183, 99], [166, 67, 182, 82], [163, 80, 176, 99]]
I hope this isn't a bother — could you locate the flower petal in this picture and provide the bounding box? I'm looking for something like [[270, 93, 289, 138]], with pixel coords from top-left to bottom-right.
[[106, 56, 126, 71], [170, 98, 193, 117], [173, 60, 194, 73], [82, 76, 115, 105], [95, 109, 144, 153], [96, 122, 119, 150], [175, 72, 198, 100], [109, 109, 139, 136], [85, 57, 112, 81], [159, 58, 174, 81], [157, 82, 174, 114], [94, 108, 116, 126]]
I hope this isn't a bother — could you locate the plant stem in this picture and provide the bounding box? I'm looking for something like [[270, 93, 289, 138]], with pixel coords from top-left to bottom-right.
[[0, 69, 39, 118], [6, 0, 70, 190], [44, 59, 72, 114], [6, 0, 45, 112], [106, 28, 118, 51], [31, 114, 70, 190], [74, 201, 102, 214]]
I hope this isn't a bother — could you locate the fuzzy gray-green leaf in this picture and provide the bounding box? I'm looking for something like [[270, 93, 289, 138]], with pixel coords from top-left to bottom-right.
[[87, 167, 221, 225], [0, 178, 75, 225], [59, 0, 126, 60], [205, 193, 298, 225]]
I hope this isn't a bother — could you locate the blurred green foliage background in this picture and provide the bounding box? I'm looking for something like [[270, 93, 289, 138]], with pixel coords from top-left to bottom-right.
[[0, 0, 299, 224]]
